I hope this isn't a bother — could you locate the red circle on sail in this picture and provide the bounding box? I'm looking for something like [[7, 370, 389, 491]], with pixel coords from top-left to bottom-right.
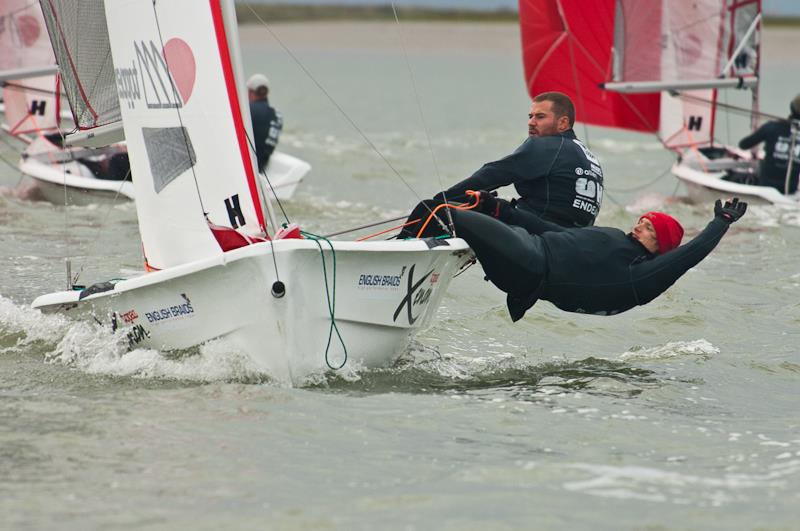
[[162, 38, 196, 104], [16, 15, 41, 47]]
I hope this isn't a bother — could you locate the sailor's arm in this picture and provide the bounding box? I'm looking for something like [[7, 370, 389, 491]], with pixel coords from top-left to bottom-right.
[[630, 199, 746, 304], [437, 139, 544, 201], [738, 123, 769, 149], [439, 158, 523, 202]]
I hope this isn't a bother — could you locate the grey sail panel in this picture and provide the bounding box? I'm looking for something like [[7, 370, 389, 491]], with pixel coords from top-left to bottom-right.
[[39, 0, 121, 128]]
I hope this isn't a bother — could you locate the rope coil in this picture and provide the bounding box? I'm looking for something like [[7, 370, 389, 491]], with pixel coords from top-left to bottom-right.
[[300, 230, 348, 370]]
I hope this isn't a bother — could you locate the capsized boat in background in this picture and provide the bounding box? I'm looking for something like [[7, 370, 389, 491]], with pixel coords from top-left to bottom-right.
[[519, 0, 800, 206], [31, 0, 470, 385]]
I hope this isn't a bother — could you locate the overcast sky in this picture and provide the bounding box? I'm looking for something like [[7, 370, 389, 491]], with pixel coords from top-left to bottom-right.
[[246, 0, 800, 17]]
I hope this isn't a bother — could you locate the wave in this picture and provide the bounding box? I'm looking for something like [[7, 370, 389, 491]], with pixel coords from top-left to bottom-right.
[[2, 296, 724, 392]]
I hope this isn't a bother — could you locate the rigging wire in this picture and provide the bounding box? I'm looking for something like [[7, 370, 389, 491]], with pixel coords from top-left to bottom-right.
[[604, 166, 673, 193], [243, 3, 448, 233], [389, 2, 455, 233], [243, 6, 419, 198], [322, 214, 409, 239], [243, 133, 291, 224], [70, 167, 132, 286], [677, 92, 781, 122], [151, 1, 208, 217]]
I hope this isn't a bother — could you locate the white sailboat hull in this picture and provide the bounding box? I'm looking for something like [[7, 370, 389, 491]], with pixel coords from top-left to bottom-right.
[[260, 151, 311, 201], [32, 237, 471, 384], [19, 148, 308, 205], [672, 146, 800, 206], [20, 156, 136, 205]]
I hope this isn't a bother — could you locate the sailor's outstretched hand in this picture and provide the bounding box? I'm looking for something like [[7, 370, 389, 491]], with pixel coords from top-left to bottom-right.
[[714, 197, 747, 223]]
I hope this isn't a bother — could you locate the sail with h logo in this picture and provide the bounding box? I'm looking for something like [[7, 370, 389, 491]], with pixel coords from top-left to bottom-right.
[[518, 0, 799, 206]]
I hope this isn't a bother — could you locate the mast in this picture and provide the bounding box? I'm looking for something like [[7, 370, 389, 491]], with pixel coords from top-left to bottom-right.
[[219, 0, 278, 235]]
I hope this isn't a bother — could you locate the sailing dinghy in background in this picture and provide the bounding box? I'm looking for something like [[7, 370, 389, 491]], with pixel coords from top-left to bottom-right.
[[45, 0, 310, 203], [520, 0, 799, 206], [0, 0, 307, 204], [0, 0, 134, 204], [31, 0, 469, 384]]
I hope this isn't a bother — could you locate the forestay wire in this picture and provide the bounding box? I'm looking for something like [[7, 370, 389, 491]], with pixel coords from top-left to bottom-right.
[[243, 4, 451, 234], [389, 2, 454, 234]]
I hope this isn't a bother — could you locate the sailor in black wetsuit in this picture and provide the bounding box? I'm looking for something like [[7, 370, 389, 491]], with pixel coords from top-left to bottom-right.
[[738, 94, 800, 194], [247, 73, 283, 172], [425, 193, 747, 321], [399, 92, 603, 238]]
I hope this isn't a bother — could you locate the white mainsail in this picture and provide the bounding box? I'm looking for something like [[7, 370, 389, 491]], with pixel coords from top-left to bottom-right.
[[39, 0, 268, 269], [0, 0, 59, 134], [102, 0, 266, 269]]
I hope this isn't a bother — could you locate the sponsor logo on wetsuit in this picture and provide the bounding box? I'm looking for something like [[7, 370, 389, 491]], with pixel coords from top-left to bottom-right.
[[572, 177, 603, 216], [144, 293, 195, 324], [774, 135, 800, 162], [571, 140, 603, 216]]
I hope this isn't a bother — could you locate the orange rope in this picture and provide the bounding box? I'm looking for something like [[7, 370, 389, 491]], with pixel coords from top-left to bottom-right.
[[356, 218, 420, 241], [415, 190, 480, 238]]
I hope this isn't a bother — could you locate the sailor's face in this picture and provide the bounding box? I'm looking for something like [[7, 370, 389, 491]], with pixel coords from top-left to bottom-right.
[[632, 217, 659, 254], [528, 101, 567, 137]]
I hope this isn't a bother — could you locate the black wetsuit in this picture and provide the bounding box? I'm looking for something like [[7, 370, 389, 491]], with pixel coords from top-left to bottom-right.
[[250, 98, 283, 171], [439, 129, 603, 228], [445, 207, 730, 321], [739, 120, 800, 194]]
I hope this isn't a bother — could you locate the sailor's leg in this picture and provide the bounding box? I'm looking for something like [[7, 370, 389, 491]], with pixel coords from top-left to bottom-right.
[[450, 209, 546, 295]]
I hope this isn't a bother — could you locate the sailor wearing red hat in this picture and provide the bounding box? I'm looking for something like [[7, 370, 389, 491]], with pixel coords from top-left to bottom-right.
[[410, 193, 747, 321]]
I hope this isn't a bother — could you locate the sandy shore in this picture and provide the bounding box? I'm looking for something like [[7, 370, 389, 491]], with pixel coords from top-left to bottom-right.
[[238, 21, 522, 54], [239, 21, 797, 64]]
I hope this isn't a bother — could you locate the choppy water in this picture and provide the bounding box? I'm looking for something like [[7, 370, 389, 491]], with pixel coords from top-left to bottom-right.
[[1, 22, 799, 530]]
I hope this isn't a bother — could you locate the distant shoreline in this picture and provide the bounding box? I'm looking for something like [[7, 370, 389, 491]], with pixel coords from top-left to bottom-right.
[[235, 3, 519, 23], [236, 3, 799, 25]]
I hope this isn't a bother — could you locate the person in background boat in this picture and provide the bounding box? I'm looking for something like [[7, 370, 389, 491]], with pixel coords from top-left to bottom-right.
[[416, 191, 747, 321], [247, 73, 283, 172], [399, 92, 602, 238], [42, 133, 130, 181], [738, 94, 800, 194]]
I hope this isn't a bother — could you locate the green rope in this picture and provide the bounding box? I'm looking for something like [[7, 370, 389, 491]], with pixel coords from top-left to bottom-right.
[[300, 230, 348, 370]]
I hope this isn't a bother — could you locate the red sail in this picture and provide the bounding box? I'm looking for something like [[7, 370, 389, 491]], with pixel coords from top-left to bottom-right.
[[519, 0, 660, 133]]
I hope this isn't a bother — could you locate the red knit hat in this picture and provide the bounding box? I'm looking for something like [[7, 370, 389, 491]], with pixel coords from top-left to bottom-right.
[[640, 212, 684, 254]]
